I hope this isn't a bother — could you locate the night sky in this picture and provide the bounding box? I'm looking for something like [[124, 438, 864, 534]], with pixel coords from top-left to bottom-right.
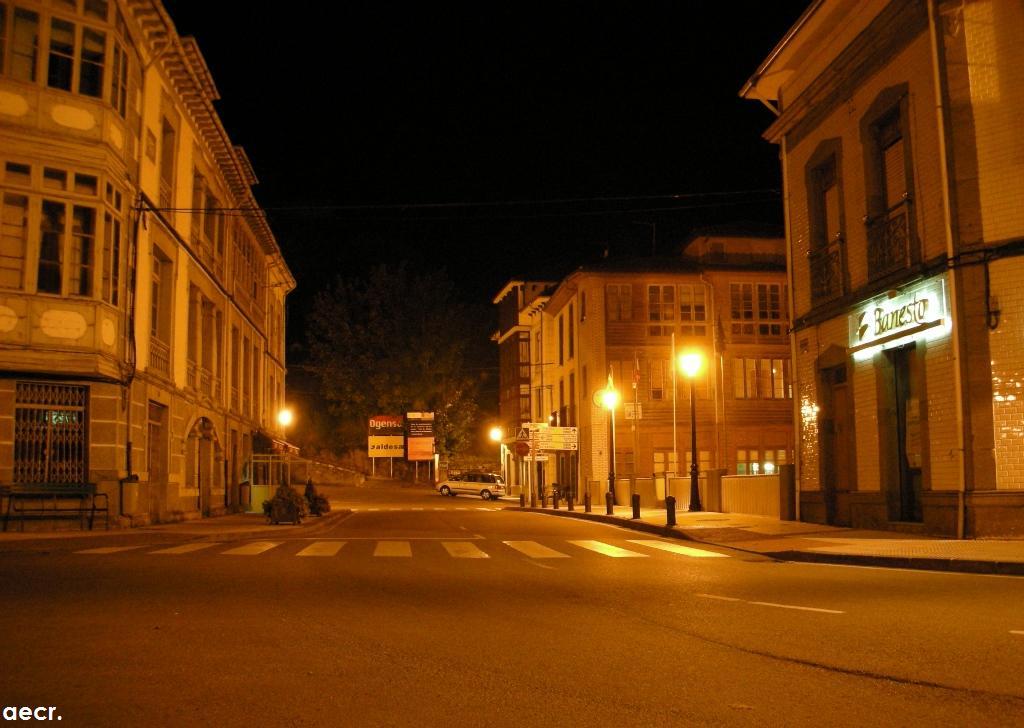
[[161, 1, 810, 346]]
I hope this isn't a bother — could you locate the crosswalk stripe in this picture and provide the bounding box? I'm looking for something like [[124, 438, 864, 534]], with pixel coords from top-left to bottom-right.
[[151, 542, 218, 555], [75, 545, 146, 554], [568, 540, 648, 558], [626, 540, 728, 558], [504, 541, 570, 559], [297, 541, 346, 557], [374, 541, 412, 557], [442, 541, 489, 559], [221, 541, 281, 556]]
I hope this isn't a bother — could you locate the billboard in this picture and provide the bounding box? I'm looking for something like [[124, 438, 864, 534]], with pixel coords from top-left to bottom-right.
[[368, 415, 405, 458], [406, 411, 435, 461]]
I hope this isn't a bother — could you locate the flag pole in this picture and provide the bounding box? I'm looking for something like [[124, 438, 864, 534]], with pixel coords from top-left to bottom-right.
[[671, 332, 677, 498]]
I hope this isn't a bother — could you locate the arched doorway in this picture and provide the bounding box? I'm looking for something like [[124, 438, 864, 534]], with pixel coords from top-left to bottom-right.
[[186, 417, 222, 517]]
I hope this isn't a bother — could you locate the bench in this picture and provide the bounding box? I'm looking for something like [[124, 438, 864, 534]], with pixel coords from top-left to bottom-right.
[[1, 483, 109, 532]]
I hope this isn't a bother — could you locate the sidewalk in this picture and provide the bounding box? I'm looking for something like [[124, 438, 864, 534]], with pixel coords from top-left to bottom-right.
[[511, 502, 1024, 576]]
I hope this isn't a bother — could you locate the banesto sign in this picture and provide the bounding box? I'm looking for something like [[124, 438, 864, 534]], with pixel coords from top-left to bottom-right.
[[849, 277, 947, 355]]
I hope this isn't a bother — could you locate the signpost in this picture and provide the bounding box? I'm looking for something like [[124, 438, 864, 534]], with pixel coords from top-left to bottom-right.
[[407, 412, 435, 482], [368, 415, 404, 477]]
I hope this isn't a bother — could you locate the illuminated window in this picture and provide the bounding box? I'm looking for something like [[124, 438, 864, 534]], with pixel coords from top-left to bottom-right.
[[735, 448, 758, 475], [733, 358, 790, 399], [14, 381, 88, 484], [647, 284, 675, 336], [678, 284, 707, 336]]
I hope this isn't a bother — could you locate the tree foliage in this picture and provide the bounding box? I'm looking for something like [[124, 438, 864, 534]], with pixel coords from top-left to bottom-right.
[[306, 264, 483, 457]]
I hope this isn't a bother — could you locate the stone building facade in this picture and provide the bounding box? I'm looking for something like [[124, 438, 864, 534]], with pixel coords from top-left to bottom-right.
[[0, 0, 293, 525], [743, 0, 1024, 536], [494, 230, 793, 499]]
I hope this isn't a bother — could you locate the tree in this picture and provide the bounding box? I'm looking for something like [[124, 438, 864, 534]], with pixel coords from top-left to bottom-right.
[[306, 263, 484, 458]]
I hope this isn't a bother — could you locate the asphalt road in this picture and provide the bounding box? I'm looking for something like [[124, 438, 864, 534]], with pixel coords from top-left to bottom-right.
[[2, 482, 1023, 727]]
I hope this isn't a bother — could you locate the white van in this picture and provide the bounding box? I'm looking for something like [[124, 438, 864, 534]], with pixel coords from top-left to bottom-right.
[[437, 472, 506, 500]]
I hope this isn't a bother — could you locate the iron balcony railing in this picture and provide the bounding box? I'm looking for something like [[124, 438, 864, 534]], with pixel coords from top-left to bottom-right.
[[149, 338, 170, 377], [808, 236, 845, 304], [187, 360, 197, 390], [866, 197, 911, 280]]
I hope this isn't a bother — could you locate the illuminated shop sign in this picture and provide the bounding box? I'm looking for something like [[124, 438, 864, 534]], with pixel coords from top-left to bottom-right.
[[848, 278, 948, 357]]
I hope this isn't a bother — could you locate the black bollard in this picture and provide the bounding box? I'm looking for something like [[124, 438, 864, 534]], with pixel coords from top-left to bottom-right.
[[666, 495, 677, 527], [520, 493, 526, 508], [553, 490, 560, 510], [605, 491, 614, 515], [584, 492, 592, 513], [631, 493, 641, 519], [567, 494, 574, 512]]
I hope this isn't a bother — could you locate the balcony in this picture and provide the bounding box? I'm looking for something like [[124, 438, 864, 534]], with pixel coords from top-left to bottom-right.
[[149, 338, 170, 377], [187, 360, 197, 390], [866, 198, 911, 280], [809, 236, 845, 305]]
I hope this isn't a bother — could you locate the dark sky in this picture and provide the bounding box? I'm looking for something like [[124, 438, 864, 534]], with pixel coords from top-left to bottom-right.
[[161, 1, 809, 340]]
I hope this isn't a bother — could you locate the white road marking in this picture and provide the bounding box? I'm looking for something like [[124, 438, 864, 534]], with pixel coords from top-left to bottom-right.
[[1010, 630, 1024, 636], [749, 601, 845, 614], [374, 541, 412, 557], [75, 545, 146, 554], [504, 541, 570, 559], [442, 541, 489, 559], [569, 540, 648, 558], [627, 539, 729, 558], [297, 541, 346, 557], [696, 593, 843, 613], [151, 542, 218, 555], [221, 541, 281, 556]]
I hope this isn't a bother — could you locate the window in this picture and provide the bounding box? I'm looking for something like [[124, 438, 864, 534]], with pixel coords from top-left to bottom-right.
[[3, 7, 39, 81], [807, 143, 846, 304], [14, 382, 87, 484], [159, 118, 176, 209], [568, 304, 574, 359], [110, 39, 128, 117], [735, 448, 757, 475], [684, 450, 712, 475], [678, 284, 707, 336], [150, 247, 171, 343], [606, 283, 631, 321], [46, 18, 72, 90], [557, 315, 564, 365], [733, 358, 791, 399], [730, 282, 784, 337], [649, 359, 665, 401], [647, 284, 674, 336], [69, 205, 94, 296], [37, 200, 63, 293], [101, 182, 122, 305], [45, 17, 105, 97], [762, 449, 788, 474], [0, 193, 28, 289], [653, 451, 678, 475]]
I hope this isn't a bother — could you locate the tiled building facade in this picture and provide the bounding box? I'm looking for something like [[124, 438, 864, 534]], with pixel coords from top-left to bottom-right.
[[494, 231, 794, 499], [0, 0, 293, 525], [743, 0, 1024, 536]]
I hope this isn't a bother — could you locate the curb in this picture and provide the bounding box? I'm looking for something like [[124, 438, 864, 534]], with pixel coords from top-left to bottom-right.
[[507, 506, 1024, 577], [189, 508, 355, 542]]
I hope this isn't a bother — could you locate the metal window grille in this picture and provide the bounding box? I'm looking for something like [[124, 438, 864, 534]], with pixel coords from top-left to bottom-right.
[[14, 382, 88, 483]]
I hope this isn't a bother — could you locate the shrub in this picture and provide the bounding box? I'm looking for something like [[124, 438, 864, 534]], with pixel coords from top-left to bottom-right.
[[304, 479, 331, 516], [263, 483, 307, 524]]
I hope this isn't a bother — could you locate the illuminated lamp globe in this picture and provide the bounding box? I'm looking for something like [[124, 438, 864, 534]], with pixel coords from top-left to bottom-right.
[[277, 408, 294, 428], [601, 387, 620, 410], [678, 351, 704, 379], [489, 426, 503, 443]]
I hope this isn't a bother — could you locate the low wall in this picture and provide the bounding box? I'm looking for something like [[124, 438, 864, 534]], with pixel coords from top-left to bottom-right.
[[721, 475, 782, 518]]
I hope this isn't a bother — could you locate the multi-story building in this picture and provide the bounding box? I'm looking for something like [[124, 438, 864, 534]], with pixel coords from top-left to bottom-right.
[[494, 229, 793, 499], [743, 0, 1024, 536], [0, 0, 293, 525]]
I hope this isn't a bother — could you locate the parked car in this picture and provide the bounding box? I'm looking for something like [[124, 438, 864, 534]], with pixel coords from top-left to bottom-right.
[[437, 472, 506, 500]]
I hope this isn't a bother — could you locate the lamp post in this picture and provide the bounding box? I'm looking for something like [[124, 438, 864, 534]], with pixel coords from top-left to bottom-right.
[[600, 383, 620, 507], [678, 351, 704, 512]]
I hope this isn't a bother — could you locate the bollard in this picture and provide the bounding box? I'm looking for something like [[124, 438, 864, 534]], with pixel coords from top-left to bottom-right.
[[631, 493, 641, 519], [520, 493, 526, 508], [584, 492, 592, 513], [665, 495, 676, 527], [541, 493, 548, 508], [567, 494, 574, 512], [530, 491, 536, 508], [553, 491, 560, 510], [605, 491, 614, 515]]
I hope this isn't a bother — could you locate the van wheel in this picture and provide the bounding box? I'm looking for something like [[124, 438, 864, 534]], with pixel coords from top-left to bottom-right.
[[440, 486, 451, 496], [480, 490, 492, 500]]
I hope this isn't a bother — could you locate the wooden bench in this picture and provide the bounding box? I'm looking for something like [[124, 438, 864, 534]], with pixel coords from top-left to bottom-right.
[[1, 483, 109, 532]]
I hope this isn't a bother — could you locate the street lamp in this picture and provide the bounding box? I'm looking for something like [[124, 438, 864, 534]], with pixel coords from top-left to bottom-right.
[[678, 350, 704, 512], [277, 407, 294, 446], [600, 383, 620, 508], [488, 426, 505, 483]]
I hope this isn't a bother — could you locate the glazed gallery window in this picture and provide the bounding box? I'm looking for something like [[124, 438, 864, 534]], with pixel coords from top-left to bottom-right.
[[733, 358, 791, 399], [0, 192, 28, 289], [730, 283, 785, 337], [38, 199, 95, 296], [606, 283, 632, 321], [47, 17, 105, 97], [14, 381, 88, 484], [0, 5, 39, 82], [647, 285, 675, 336]]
